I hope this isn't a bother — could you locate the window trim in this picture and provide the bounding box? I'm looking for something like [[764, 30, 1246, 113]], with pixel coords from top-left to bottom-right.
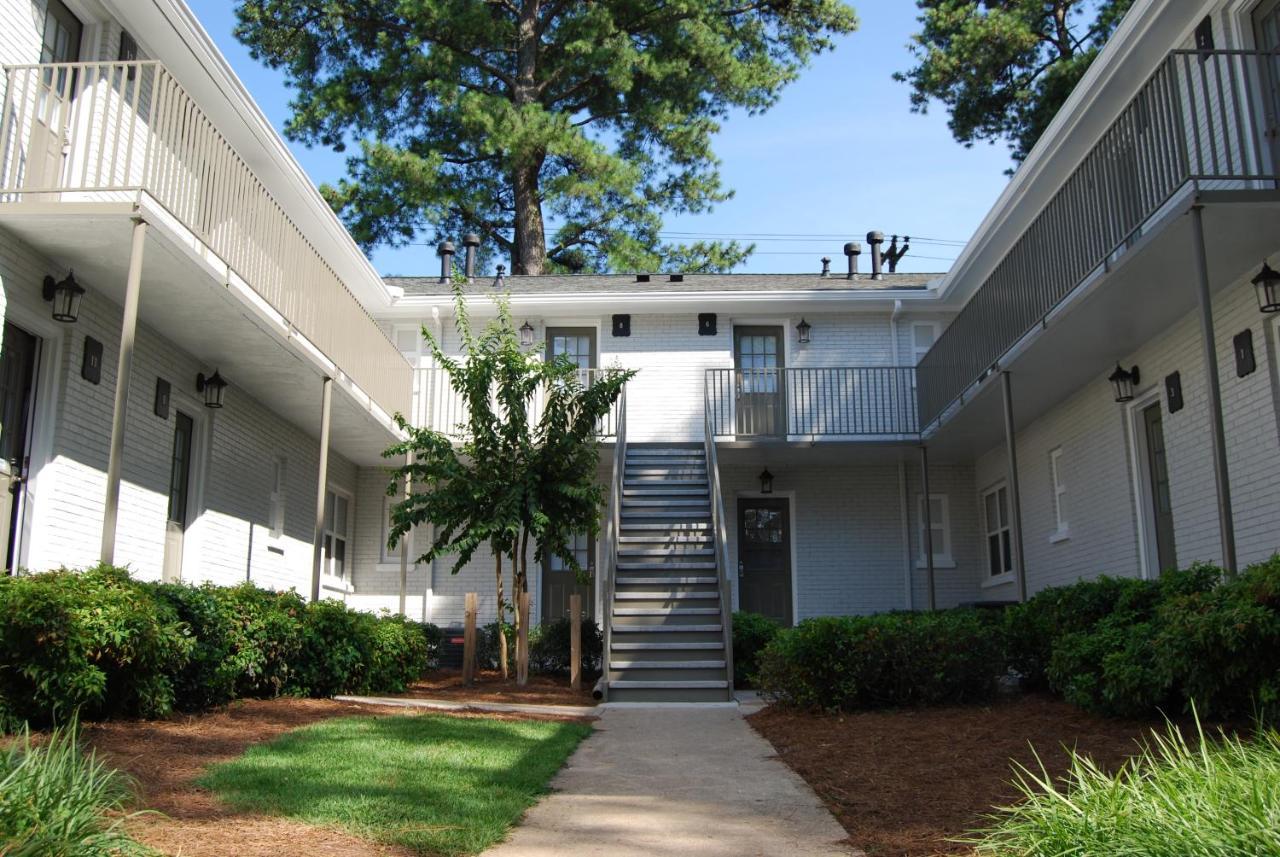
[[268, 456, 286, 541], [910, 321, 940, 364], [915, 493, 954, 569], [981, 481, 1015, 585], [1049, 447, 1070, 542]]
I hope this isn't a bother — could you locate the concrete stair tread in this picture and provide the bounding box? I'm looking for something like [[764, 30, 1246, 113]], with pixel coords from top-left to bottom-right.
[[611, 641, 724, 650], [622, 498, 710, 507], [618, 563, 717, 570], [613, 606, 721, 616], [611, 624, 723, 633], [608, 680, 728, 689], [611, 660, 727, 669], [616, 576, 718, 585], [620, 523, 710, 531], [614, 591, 719, 600]]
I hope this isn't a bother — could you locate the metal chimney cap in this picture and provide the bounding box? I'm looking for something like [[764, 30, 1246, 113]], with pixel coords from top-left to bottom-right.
[[463, 233, 480, 247], [843, 242, 861, 256], [866, 231, 884, 243], [438, 241, 456, 255]]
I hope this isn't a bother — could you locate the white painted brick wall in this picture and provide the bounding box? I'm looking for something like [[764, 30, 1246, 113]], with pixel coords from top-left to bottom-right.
[[1, 225, 356, 597]]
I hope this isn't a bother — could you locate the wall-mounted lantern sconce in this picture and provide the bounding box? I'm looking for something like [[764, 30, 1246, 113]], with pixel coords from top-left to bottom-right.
[[759, 467, 774, 494], [1108, 364, 1140, 403], [42, 271, 85, 323], [1251, 261, 1279, 313], [196, 370, 228, 408], [519, 320, 535, 347], [796, 318, 812, 344]]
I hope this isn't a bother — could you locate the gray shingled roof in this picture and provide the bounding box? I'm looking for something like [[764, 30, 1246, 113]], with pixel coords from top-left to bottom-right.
[[385, 272, 940, 296]]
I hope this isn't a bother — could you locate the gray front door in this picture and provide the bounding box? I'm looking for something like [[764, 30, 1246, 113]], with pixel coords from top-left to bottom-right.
[[0, 323, 40, 572], [738, 497, 792, 625], [734, 326, 784, 437], [1141, 402, 1177, 574], [542, 532, 594, 622], [163, 411, 194, 582]]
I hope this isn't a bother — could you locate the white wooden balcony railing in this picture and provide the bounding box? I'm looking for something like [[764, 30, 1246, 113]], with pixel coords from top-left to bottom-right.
[[0, 60, 410, 418], [705, 367, 919, 438], [415, 367, 622, 438]]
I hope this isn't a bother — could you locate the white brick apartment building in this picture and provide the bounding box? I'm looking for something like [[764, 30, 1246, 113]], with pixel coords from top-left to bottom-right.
[[0, 0, 1277, 698]]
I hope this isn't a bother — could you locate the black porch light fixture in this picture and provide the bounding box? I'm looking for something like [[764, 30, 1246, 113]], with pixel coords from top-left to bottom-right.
[[1251, 261, 1280, 313], [42, 271, 85, 323], [759, 467, 774, 494], [796, 317, 812, 344], [1108, 364, 1140, 403], [196, 370, 228, 408], [519, 320, 535, 347]]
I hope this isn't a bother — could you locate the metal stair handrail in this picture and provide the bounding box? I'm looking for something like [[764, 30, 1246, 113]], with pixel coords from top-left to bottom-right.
[[703, 380, 736, 701], [599, 387, 626, 700]]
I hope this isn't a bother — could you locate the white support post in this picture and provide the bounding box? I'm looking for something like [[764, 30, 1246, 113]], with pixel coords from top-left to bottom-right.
[[100, 218, 147, 564], [1001, 371, 1028, 602], [310, 376, 332, 601]]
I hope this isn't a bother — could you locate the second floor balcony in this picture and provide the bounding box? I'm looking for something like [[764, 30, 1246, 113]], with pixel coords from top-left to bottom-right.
[[918, 48, 1280, 432], [0, 60, 411, 421]]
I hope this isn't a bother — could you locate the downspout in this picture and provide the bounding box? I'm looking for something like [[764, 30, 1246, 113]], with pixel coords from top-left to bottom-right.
[[898, 459, 913, 610]]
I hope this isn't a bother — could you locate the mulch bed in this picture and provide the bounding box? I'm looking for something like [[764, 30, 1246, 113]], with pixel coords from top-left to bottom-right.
[[83, 693, 590, 856], [748, 694, 1170, 857], [394, 668, 599, 707]]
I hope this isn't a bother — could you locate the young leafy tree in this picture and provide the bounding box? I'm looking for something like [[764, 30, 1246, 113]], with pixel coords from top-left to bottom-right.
[[897, 0, 1135, 164], [233, 0, 857, 274], [384, 283, 632, 682]]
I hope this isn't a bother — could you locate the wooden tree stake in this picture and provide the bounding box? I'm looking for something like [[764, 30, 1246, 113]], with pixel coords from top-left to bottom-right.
[[569, 593, 582, 691], [516, 591, 530, 686], [463, 592, 477, 685]]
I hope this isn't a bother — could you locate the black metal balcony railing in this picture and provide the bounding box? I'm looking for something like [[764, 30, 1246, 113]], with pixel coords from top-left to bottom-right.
[[918, 48, 1280, 428], [705, 367, 918, 438]]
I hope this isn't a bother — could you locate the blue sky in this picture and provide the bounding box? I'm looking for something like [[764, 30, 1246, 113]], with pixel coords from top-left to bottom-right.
[[187, 1, 1015, 276]]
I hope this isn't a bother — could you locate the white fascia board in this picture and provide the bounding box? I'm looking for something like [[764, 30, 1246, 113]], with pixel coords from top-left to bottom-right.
[[378, 287, 945, 319], [101, 0, 397, 312], [937, 0, 1214, 306]]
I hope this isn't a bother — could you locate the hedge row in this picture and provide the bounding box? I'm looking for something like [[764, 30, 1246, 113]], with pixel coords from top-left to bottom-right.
[[0, 565, 439, 730], [753, 556, 1280, 717]]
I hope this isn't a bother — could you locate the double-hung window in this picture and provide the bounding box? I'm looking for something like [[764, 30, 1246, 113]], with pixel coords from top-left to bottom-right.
[[268, 457, 286, 540], [983, 484, 1014, 580], [916, 494, 952, 567], [322, 488, 351, 580], [1050, 448, 1068, 539]]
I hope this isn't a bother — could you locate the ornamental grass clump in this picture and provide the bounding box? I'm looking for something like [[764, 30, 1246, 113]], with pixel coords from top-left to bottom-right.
[[0, 720, 149, 856], [970, 715, 1280, 857]]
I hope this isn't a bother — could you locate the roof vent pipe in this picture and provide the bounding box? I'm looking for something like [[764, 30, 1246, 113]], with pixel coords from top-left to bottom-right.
[[463, 233, 480, 281], [493, 264, 507, 289], [437, 241, 455, 284], [844, 241, 861, 279], [867, 231, 884, 280], [820, 256, 831, 278]]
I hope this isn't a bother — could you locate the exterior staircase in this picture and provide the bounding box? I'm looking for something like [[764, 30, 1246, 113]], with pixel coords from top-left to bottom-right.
[[606, 442, 732, 703]]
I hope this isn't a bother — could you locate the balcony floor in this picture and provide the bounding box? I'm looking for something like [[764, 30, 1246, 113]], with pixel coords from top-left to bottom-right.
[[0, 197, 401, 465], [925, 188, 1280, 462]]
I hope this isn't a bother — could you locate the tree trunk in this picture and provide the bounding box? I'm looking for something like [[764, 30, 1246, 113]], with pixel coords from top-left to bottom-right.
[[512, 159, 547, 274], [496, 552, 509, 679], [511, 0, 547, 275], [517, 528, 530, 685]]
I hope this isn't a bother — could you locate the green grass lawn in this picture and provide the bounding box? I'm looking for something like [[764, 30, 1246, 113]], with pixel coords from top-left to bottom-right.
[[199, 713, 592, 856]]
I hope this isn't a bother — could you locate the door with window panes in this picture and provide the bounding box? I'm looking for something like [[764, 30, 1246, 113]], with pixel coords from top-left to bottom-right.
[[27, 0, 82, 193], [323, 489, 351, 582], [734, 327, 785, 437], [542, 532, 594, 621]]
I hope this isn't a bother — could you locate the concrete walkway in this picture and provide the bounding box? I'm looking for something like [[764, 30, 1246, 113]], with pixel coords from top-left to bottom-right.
[[481, 705, 859, 857]]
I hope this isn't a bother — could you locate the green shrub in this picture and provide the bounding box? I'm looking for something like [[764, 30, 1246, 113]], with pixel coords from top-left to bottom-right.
[[528, 618, 603, 676], [476, 620, 513, 671], [290, 599, 378, 697], [0, 719, 148, 856], [0, 566, 190, 726], [970, 717, 1280, 856], [367, 615, 432, 692], [732, 612, 780, 688], [1048, 615, 1168, 718], [756, 609, 1005, 711], [214, 583, 306, 699]]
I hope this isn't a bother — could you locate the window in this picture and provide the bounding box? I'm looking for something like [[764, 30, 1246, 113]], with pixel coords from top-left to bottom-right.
[[394, 326, 421, 361], [911, 322, 938, 365], [268, 457, 286, 540], [167, 412, 194, 526], [381, 488, 405, 564], [40, 0, 82, 65], [322, 488, 351, 580], [916, 494, 952, 566], [548, 531, 592, 573], [1049, 448, 1068, 538], [982, 484, 1014, 579], [118, 30, 138, 80]]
